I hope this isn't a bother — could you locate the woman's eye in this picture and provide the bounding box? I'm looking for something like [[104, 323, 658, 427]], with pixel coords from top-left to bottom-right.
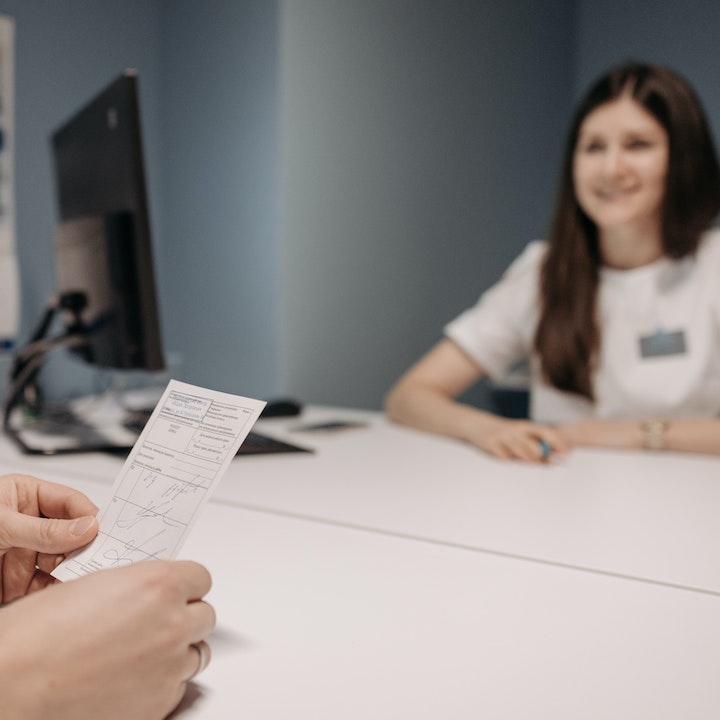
[[627, 138, 651, 149], [581, 141, 603, 153]]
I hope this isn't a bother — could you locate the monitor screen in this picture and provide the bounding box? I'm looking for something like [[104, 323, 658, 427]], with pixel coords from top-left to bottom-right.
[[50, 70, 164, 372]]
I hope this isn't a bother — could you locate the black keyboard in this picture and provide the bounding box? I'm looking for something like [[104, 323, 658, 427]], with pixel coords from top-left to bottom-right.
[[236, 430, 312, 456], [125, 409, 310, 457]]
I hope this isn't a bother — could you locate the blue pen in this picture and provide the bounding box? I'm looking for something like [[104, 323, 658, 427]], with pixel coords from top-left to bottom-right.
[[539, 439, 553, 460]]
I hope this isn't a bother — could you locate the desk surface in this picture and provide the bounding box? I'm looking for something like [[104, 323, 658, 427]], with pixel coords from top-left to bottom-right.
[[2, 407, 720, 717], [186, 503, 720, 720], [227, 408, 720, 594], [39, 476, 720, 720], [2, 406, 719, 594]]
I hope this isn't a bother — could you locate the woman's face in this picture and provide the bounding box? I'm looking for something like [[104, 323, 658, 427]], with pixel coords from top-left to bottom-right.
[[573, 95, 669, 241]]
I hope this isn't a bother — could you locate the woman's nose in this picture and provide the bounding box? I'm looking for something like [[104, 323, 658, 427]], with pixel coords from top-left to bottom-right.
[[601, 146, 627, 177]]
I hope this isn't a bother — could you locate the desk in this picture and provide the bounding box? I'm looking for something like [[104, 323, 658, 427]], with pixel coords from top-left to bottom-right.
[[1, 408, 719, 717], [215, 407, 720, 594]]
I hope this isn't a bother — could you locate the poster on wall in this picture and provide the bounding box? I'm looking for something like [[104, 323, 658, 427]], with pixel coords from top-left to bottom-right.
[[0, 14, 17, 354]]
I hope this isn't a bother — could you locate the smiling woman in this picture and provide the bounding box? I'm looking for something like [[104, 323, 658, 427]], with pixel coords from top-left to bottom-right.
[[385, 62, 720, 462]]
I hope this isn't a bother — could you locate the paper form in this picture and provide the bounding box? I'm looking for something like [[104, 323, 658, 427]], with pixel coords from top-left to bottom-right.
[[52, 380, 265, 581]]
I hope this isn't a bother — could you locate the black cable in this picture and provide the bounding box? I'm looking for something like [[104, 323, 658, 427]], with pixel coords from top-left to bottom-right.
[[2, 332, 89, 436]]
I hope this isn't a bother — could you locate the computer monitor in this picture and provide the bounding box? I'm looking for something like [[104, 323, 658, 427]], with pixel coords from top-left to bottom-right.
[[50, 69, 164, 371], [2, 70, 165, 454]]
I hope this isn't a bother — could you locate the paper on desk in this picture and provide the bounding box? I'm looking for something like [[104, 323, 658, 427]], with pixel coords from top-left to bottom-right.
[[52, 380, 265, 581]]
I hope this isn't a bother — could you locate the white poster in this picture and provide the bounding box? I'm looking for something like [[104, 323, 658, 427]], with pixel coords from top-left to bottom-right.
[[0, 14, 17, 353]]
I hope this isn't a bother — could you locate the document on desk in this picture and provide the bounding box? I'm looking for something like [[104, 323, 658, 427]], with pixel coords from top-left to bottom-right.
[[52, 380, 266, 582]]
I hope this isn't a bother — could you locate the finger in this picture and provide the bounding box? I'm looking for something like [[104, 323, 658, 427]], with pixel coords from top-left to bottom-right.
[[184, 600, 217, 643], [171, 560, 213, 601], [5, 474, 99, 519], [0, 508, 98, 555], [25, 567, 57, 594], [1, 547, 38, 601], [519, 438, 548, 462], [33, 479, 99, 519], [518, 426, 564, 462], [505, 435, 547, 463], [496, 437, 533, 462], [36, 551, 65, 574], [183, 640, 212, 682]]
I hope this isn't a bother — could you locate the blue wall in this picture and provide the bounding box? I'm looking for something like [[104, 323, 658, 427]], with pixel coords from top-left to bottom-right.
[[0, 0, 162, 399], [0, 0, 281, 401], [280, 0, 575, 408], [158, 0, 281, 397]]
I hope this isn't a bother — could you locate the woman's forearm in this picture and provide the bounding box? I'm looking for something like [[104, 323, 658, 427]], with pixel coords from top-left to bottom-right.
[[557, 417, 720, 455], [385, 382, 505, 444]]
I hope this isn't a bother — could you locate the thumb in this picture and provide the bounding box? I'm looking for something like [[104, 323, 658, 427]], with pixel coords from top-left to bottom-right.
[[0, 511, 98, 554]]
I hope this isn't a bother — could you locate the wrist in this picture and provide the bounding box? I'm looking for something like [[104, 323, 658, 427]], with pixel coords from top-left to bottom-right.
[[641, 418, 670, 451]]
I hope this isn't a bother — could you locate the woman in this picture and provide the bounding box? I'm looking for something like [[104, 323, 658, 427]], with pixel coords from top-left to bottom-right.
[[385, 62, 720, 462]]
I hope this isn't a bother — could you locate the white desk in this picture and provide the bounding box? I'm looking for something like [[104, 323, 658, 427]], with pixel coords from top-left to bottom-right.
[[184, 503, 720, 719], [3, 406, 720, 594], [223, 408, 720, 594], [34, 475, 720, 719], [2, 409, 720, 717]]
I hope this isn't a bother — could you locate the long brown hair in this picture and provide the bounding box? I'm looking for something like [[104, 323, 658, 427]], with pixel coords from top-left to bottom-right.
[[534, 62, 720, 400]]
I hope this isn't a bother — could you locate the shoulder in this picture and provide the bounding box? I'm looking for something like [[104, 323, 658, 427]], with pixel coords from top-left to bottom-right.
[[498, 240, 548, 282], [444, 241, 545, 376]]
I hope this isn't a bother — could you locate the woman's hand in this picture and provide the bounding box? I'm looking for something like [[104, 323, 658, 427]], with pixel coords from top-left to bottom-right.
[[386, 340, 572, 463], [0, 473, 99, 602], [0, 559, 215, 720], [472, 419, 570, 462]]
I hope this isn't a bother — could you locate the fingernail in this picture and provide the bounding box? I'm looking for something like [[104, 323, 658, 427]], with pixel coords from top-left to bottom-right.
[[70, 516, 97, 536]]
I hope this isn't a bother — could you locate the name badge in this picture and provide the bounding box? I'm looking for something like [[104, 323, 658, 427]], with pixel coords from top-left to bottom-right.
[[639, 329, 687, 359]]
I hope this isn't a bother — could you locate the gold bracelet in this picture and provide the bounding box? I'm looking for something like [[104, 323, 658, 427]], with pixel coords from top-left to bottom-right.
[[641, 418, 670, 450]]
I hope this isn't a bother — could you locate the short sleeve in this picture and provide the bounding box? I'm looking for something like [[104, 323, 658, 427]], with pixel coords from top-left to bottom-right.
[[444, 241, 546, 381], [701, 230, 720, 325]]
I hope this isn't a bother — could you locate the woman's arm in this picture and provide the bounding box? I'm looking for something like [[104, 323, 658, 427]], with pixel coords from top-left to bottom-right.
[[557, 417, 720, 455], [385, 339, 569, 462]]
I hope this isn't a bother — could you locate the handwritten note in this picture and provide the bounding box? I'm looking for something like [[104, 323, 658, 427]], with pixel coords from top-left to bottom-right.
[[52, 380, 265, 581]]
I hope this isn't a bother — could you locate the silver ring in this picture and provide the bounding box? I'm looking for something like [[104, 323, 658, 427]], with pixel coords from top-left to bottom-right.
[[190, 640, 210, 678]]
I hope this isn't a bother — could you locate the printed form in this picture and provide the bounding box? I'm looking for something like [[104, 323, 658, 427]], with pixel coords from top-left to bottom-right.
[[53, 380, 265, 581]]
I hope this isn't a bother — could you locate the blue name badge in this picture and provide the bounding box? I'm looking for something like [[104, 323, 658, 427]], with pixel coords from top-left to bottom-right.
[[639, 328, 687, 359]]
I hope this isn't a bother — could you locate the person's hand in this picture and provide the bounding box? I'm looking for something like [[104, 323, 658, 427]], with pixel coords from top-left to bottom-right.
[[0, 473, 99, 601], [472, 419, 570, 462], [0, 559, 215, 720]]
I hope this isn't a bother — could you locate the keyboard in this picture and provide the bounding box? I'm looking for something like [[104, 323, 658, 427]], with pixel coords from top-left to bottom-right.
[[126, 410, 311, 456], [126, 409, 310, 456], [7, 400, 312, 457], [236, 430, 312, 456]]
